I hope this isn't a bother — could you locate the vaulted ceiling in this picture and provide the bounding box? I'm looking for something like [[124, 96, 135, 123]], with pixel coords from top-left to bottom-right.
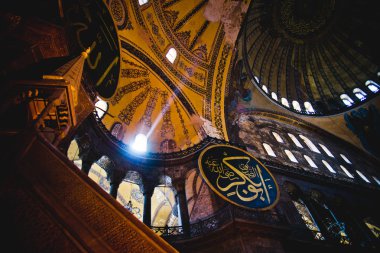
[[72, 0, 250, 153]]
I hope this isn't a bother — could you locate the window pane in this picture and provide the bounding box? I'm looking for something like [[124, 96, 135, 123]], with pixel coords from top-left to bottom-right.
[[356, 170, 370, 183], [340, 154, 351, 164], [304, 102, 314, 113], [95, 98, 108, 119], [319, 144, 334, 157], [272, 132, 284, 143], [166, 48, 177, 63], [285, 150, 298, 163], [322, 160, 336, 173], [288, 133, 303, 148], [366, 80, 380, 93], [300, 135, 320, 153], [340, 165, 354, 178], [373, 176, 380, 186], [263, 143, 276, 157], [262, 85, 268, 93], [271, 92, 278, 101], [292, 101, 301, 111], [304, 155, 317, 168], [139, 0, 148, 5], [281, 98, 289, 107]]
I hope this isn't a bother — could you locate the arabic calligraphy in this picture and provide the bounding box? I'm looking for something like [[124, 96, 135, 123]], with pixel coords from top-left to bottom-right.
[[199, 145, 279, 210], [64, 0, 120, 98]]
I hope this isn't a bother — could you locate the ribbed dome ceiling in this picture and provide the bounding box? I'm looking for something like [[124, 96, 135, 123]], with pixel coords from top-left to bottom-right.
[[243, 0, 380, 115]]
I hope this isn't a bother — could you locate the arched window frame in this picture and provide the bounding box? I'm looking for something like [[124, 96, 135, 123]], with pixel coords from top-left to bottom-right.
[[304, 101, 315, 114], [271, 92, 278, 101], [111, 122, 123, 138], [322, 160, 336, 173], [340, 154, 351, 164], [353, 88, 366, 101], [340, 94, 354, 107], [285, 150, 298, 163], [263, 143, 276, 157], [281, 98, 290, 107], [365, 80, 380, 93], [272, 132, 284, 143], [339, 165, 354, 178], [262, 85, 268, 93], [372, 176, 380, 186], [299, 135, 320, 153], [292, 100, 301, 111], [304, 155, 317, 168], [319, 144, 334, 158], [166, 47, 177, 63], [138, 0, 149, 5], [95, 98, 108, 119], [356, 170, 370, 183], [288, 133, 303, 148]]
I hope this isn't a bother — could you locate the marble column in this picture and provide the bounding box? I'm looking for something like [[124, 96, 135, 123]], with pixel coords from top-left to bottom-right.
[[142, 181, 155, 227], [173, 179, 190, 235]]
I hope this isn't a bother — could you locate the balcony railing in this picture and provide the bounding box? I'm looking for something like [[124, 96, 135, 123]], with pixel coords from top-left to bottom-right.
[[151, 204, 287, 240]]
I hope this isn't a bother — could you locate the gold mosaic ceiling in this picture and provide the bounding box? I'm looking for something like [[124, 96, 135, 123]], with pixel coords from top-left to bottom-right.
[[88, 0, 250, 153]]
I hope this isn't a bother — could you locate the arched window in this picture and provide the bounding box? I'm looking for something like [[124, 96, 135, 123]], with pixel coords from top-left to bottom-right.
[[151, 185, 179, 227], [292, 100, 301, 111], [373, 176, 380, 186], [111, 123, 123, 139], [285, 150, 298, 163], [339, 165, 354, 178], [138, 0, 149, 5], [117, 180, 143, 221], [288, 133, 303, 148], [356, 170, 370, 183], [340, 94, 354, 106], [299, 135, 320, 153], [292, 198, 325, 240], [272, 132, 284, 143], [365, 80, 380, 93], [95, 98, 108, 119], [353, 88, 366, 101], [322, 160, 336, 173], [319, 144, 334, 158], [304, 155, 317, 168], [254, 76, 260, 84], [340, 154, 351, 164], [281, 98, 289, 107], [304, 102, 315, 114], [166, 48, 177, 63], [271, 92, 278, 101], [262, 85, 268, 93], [263, 143, 276, 157]]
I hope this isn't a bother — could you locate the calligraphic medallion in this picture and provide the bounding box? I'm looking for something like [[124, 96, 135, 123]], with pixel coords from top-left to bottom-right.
[[64, 0, 120, 98], [198, 145, 279, 210]]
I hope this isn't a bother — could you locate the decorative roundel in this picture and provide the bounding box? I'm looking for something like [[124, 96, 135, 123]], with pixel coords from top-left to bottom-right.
[[198, 144, 280, 210]]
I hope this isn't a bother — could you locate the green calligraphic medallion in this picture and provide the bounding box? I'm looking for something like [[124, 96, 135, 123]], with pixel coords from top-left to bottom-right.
[[65, 0, 120, 98], [198, 145, 279, 210]]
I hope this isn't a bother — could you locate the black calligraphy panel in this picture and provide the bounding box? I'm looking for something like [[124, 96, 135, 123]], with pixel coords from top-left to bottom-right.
[[65, 0, 120, 98], [198, 145, 280, 210]]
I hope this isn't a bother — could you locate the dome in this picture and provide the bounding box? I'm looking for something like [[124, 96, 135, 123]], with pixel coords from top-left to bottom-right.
[[243, 0, 380, 115]]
